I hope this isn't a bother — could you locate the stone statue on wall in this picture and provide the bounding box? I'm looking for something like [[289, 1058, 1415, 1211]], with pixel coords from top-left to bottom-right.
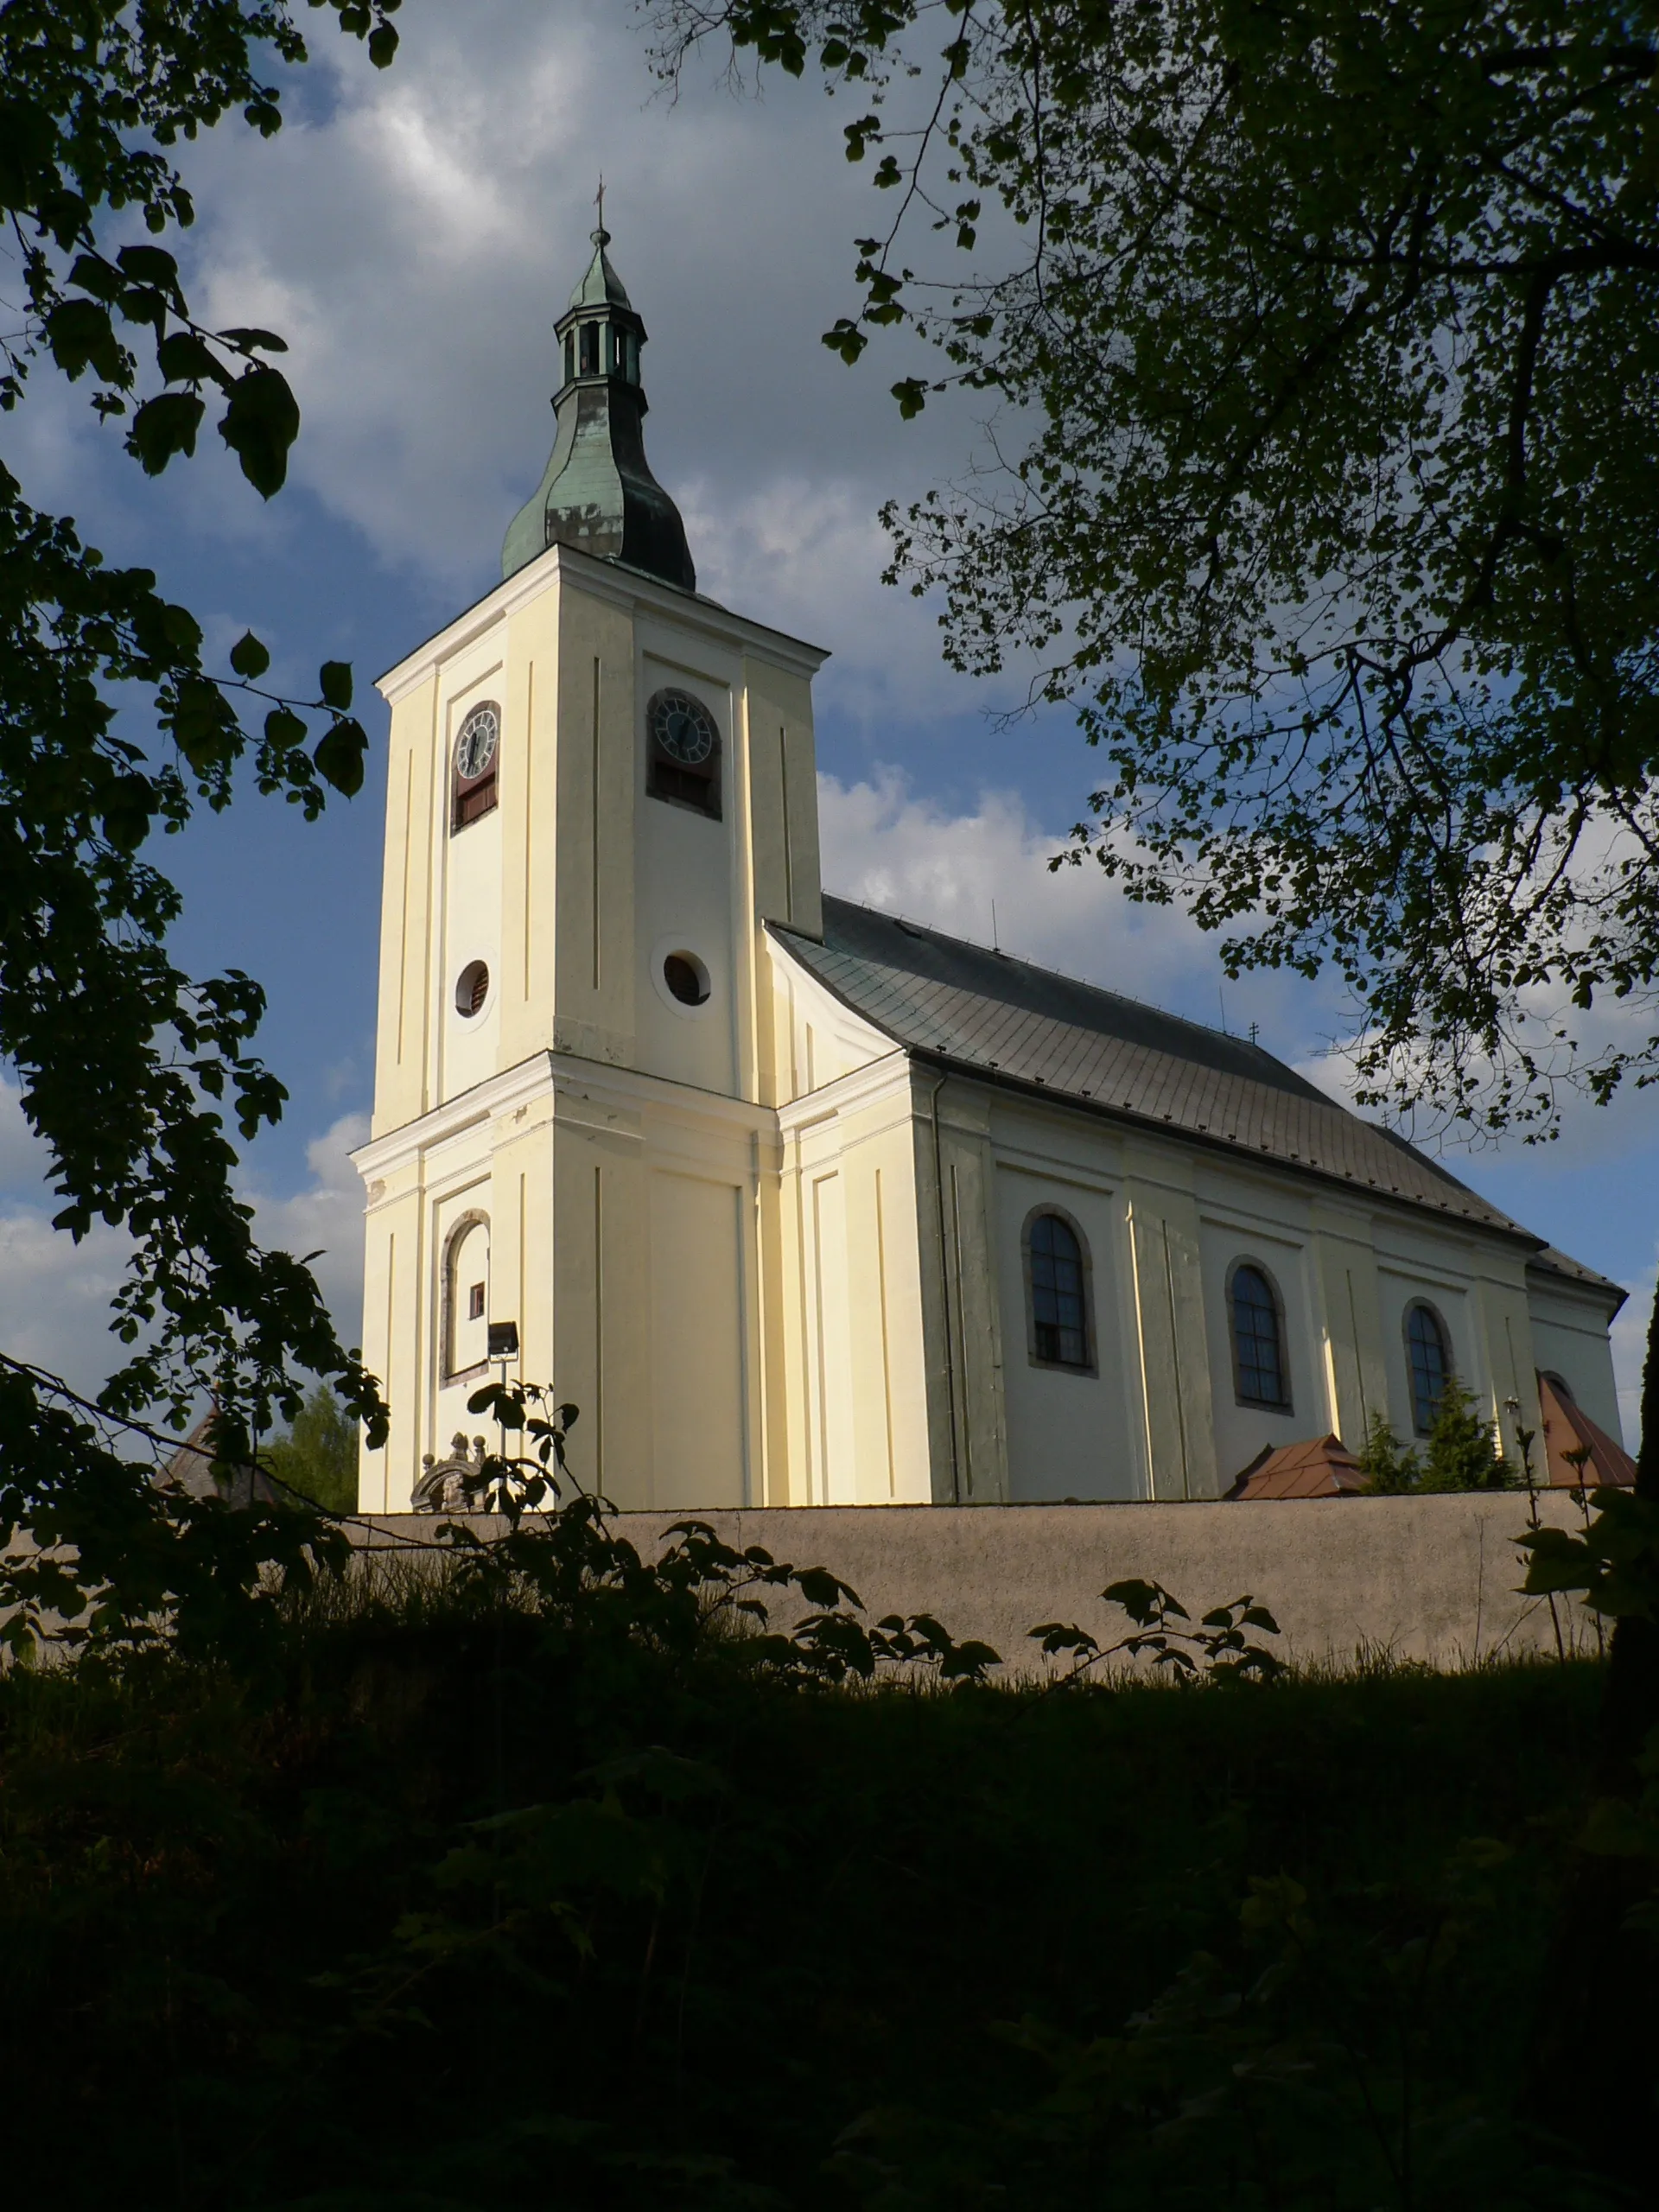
[[411, 1433, 487, 1514]]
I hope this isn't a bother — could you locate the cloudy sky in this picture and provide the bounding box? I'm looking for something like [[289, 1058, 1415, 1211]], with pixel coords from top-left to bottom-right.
[[5, 0, 1656, 1438]]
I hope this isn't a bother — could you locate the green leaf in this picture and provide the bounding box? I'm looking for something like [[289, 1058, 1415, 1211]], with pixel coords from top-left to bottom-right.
[[229, 631, 270, 680], [116, 243, 180, 294], [368, 24, 399, 67], [0, 99, 55, 210], [168, 676, 238, 772], [67, 254, 124, 302], [823, 317, 868, 365], [156, 331, 223, 385], [318, 659, 353, 711], [1103, 1578, 1169, 1627], [264, 708, 308, 750], [892, 377, 928, 419], [218, 365, 300, 498], [314, 717, 367, 797], [45, 298, 124, 385], [128, 391, 207, 474]]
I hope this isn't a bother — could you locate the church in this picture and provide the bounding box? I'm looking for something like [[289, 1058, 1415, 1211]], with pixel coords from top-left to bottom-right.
[[352, 224, 1629, 1514]]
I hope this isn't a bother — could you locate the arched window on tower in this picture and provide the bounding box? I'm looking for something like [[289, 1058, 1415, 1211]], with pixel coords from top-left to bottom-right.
[[1230, 1261, 1290, 1410], [443, 1212, 490, 1379], [1404, 1302, 1451, 1435], [1024, 1210, 1094, 1371], [451, 700, 499, 831]]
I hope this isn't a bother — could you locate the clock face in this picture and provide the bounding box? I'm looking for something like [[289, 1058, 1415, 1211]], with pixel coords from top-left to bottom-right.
[[649, 689, 716, 767], [454, 703, 499, 782]]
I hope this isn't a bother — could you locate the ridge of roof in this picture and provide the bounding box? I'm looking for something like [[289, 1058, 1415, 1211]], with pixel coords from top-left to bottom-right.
[[771, 896, 1615, 1277]]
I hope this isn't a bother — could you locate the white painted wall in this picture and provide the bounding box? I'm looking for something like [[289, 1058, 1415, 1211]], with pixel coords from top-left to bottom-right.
[[438, 677, 505, 1105], [1198, 1211, 1326, 1485], [647, 1167, 747, 1506], [995, 1161, 1138, 1501], [804, 1164, 856, 1503], [431, 1180, 492, 1460], [633, 643, 739, 1096], [1376, 1250, 1474, 1440]]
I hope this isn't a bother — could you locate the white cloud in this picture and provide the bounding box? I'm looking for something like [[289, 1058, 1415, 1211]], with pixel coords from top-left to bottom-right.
[[817, 767, 1311, 1039], [0, 1095, 367, 1405], [0, 1208, 131, 1404], [18, 0, 980, 708], [0, 1071, 50, 1193], [242, 1111, 371, 1356]]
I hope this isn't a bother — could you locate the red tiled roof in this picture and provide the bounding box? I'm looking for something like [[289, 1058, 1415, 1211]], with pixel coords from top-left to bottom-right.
[[1537, 1374, 1636, 1489], [1228, 1433, 1367, 1501]]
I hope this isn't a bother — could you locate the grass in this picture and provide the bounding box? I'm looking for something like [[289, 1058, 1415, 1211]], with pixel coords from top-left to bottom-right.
[[0, 1554, 1617, 2210]]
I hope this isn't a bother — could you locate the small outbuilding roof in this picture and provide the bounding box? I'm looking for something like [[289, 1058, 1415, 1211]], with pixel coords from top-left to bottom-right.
[[1537, 1374, 1637, 1488], [772, 896, 1616, 1291], [1228, 1434, 1368, 1500]]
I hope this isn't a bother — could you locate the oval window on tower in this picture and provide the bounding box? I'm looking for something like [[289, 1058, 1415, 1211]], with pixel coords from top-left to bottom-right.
[[645, 688, 721, 819], [663, 950, 711, 1007], [454, 960, 490, 1017]]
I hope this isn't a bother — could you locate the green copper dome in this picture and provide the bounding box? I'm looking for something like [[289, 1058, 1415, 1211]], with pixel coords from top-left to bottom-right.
[[502, 226, 696, 592], [569, 232, 632, 313]]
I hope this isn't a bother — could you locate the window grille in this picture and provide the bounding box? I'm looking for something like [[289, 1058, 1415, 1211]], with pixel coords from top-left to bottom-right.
[[1406, 1304, 1450, 1434], [1029, 1212, 1090, 1368], [1231, 1263, 1289, 1408]]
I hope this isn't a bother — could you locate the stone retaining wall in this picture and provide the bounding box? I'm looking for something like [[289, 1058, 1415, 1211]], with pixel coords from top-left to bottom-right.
[[352, 1490, 1602, 1675]]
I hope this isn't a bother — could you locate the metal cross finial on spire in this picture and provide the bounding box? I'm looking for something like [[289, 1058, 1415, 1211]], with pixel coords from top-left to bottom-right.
[[594, 174, 607, 242]]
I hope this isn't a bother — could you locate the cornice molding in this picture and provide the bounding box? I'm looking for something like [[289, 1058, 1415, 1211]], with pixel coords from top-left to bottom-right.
[[377, 543, 830, 706], [775, 1046, 912, 1137], [353, 1046, 783, 1179]]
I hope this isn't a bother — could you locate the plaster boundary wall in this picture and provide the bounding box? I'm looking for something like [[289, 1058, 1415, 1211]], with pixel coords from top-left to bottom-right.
[[351, 1490, 1603, 1677]]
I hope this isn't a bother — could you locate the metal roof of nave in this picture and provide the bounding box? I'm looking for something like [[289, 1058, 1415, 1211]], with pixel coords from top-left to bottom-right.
[[773, 896, 1623, 1304]]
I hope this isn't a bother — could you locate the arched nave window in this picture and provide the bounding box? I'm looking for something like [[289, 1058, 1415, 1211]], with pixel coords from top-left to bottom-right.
[[1024, 1209, 1094, 1371], [442, 1211, 491, 1378], [1404, 1302, 1451, 1435], [1229, 1261, 1291, 1411]]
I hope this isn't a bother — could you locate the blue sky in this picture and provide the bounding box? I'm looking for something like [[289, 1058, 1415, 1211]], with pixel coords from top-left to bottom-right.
[[4, 0, 1656, 1438]]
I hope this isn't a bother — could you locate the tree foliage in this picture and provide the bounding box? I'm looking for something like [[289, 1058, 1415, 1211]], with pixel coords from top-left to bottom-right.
[[262, 1380, 360, 1511], [0, 1, 403, 1464], [1356, 1381, 1508, 1493], [657, 0, 1659, 1135], [0, 1557, 1611, 2208]]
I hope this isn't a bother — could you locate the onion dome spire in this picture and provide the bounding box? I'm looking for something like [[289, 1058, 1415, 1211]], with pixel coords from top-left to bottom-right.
[[502, 206, 696, 591]]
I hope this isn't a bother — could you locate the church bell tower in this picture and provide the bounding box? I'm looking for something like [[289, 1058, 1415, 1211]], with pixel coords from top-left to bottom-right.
[[353, 218, 827, 1511]]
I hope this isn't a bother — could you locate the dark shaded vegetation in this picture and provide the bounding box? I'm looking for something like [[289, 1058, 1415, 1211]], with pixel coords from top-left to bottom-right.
[[1357, 1379, 1511, 1495], [263, 1383, 359, 1514], [0, 1546, 1624, 2210]]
